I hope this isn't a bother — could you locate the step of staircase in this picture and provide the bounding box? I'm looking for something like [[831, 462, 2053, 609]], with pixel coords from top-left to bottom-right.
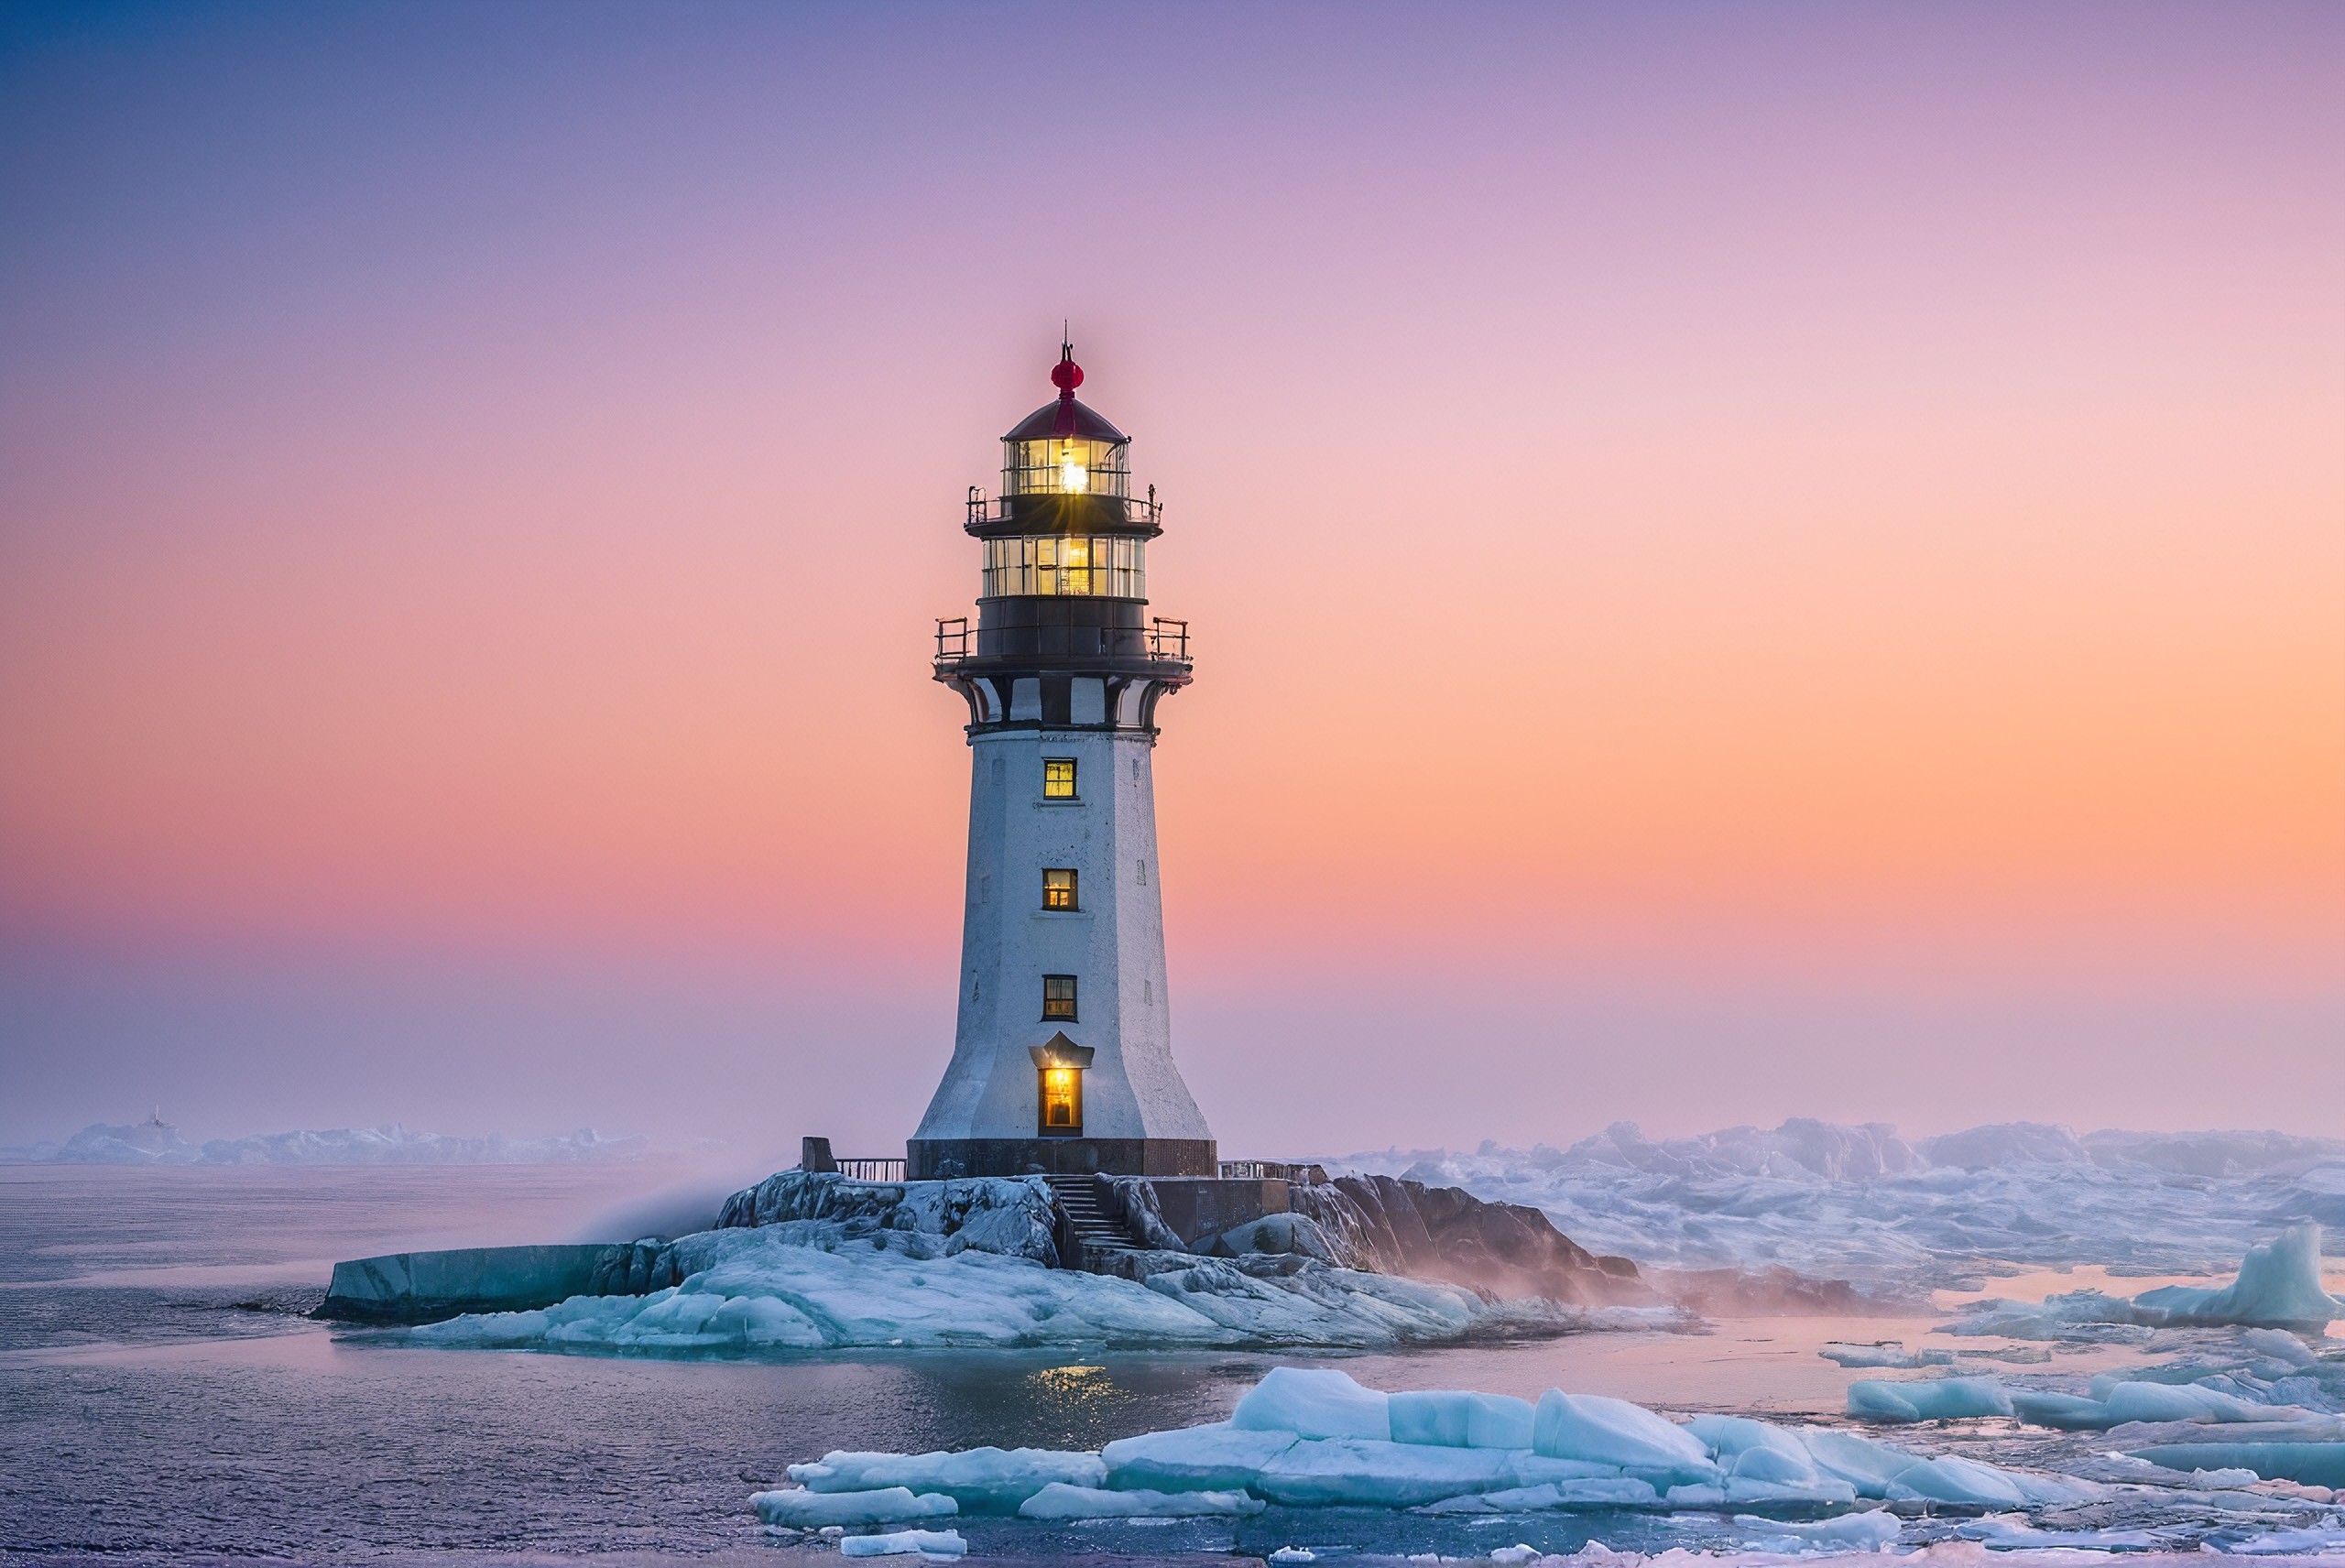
[[1042, 1175, 1137, 1269]]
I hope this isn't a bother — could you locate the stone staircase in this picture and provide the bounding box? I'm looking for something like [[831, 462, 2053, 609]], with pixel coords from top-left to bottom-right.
[[1043, 1175, 1139, 1271]]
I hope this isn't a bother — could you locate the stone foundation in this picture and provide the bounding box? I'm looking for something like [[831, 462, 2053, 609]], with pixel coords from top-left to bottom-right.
[[907, 1137, 1216, 1180]]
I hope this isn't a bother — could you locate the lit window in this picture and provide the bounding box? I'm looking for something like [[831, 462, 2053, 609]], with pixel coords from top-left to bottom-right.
[[1040, 1064, 1082, 1132], [1042, 869, 1078, 910], [1042, 974, 1077, 1021], [1042, 758, 1076, 799]]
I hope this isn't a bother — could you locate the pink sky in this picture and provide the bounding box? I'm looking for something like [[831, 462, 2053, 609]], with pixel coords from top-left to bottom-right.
[[1, 3, 2339, 1161]]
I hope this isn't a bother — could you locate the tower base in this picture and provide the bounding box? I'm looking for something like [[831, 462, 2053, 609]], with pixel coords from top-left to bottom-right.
[[908, 1137, 1216, 1181]]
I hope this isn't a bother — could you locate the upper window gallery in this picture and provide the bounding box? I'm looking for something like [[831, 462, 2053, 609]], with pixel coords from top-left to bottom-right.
[[981, 535, 1145, 599]]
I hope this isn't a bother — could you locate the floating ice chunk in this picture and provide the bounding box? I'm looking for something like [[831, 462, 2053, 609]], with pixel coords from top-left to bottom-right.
[[1418, 1476, 1662, 1512], [788, 1447, 1104, 1512], [1234, 1367, 1391, 1441], [1489, 1546, 1540, 1563], [1956, 1514, 2167, 1552], [751, 1487, 956, 1528], [1269, 1548, 1317, 1563], [2133, 1224, 2340, 1328], [2239, 1326, 2323, 1368], [1391, 1388, 1537, 1450], [1846, 1376, 2014, 1422], [1820, 1341, 1953, 1369], [1100, 1421, 1299, 1492], [1506, 1454, 1637, 1486], [1884, 1454, 2031, 1507], [2228, 1525, 2345, 1555], [1016, 1483, 1261, 1519], [2006, 1389, 2111, 1429], [1532, 1390, 1714, 1481], [1796, 1428, 1921, 1497], [1720, 1475, 1858, 1506], [837, 1528, 966, 1558], [1729, 1450, 1833, 1492], [1254, 1437, 1519, 1507], [1683, 1415, 1819, 1477], [2127, 1443, 2345, 1487], [2100, 1378, 2267, 1424], [1731, 1508, 1902, 1552]]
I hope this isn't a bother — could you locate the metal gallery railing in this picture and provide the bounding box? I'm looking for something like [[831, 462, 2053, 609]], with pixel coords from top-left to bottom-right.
[[1218, 1160, 1328, 1184], [932, 615, 1192, 670], [967, 487, 1163, 529]]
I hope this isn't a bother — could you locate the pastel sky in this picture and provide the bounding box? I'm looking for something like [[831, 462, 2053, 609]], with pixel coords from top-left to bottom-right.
[[3, 2, 2340, 1167]]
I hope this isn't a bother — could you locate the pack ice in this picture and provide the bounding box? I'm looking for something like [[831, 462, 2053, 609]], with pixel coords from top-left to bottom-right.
[[1343, 1121, 2345, 1293]]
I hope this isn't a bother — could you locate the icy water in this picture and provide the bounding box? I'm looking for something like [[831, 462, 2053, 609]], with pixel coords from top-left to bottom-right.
[[0, 1165, 2319, 1566]]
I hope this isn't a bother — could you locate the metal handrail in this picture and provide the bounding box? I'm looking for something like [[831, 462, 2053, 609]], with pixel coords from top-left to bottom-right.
[[935, 616, 971, 661], [1219, 1160, 1327, 1184], [934, 614, 1192, 669], [966, 489, 1163, 529], [836, 1157, 907, 1183]]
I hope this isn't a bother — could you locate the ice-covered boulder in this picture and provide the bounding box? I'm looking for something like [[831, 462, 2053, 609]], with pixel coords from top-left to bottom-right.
[[1208, 1212, 1346, 1264], [2132, 1223, 2340, 1329], [715, 1171, 1060, 1265], [1302, 1173, 1650, 1306], [1232, 1367, 1391, 1440]]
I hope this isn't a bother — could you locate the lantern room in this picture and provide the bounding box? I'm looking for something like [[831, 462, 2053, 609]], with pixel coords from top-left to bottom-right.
[[1001, 345, 1131, 499]]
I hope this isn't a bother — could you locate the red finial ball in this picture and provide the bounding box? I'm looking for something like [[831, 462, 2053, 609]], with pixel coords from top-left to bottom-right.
[[1051, 356, 1083, 394]]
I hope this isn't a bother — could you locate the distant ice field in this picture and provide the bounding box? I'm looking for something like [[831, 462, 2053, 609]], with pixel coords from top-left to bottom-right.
[[1335, 1120, 2345, 1291]]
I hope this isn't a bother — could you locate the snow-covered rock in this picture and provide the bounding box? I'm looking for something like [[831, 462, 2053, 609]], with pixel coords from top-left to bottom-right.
[[400, 1225, 1671, 1354]]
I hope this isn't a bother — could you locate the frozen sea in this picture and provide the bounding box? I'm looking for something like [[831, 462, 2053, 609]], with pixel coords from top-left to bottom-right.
[[2, 1162, 2337, 1566]]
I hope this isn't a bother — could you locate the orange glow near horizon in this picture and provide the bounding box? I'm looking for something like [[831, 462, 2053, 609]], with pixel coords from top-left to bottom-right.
[[0, 3, 2339, 1149]]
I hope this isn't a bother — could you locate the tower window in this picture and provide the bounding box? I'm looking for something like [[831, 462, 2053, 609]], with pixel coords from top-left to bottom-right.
[[1042, 975, 1077, 1021], [1042, 869, 1078, 910], [1042, 758, 1076, 799], [1039, 1064, 1083, 1134]]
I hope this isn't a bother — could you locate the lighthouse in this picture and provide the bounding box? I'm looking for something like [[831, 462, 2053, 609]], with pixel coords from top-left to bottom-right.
[[909, 343, 1217, 1181]]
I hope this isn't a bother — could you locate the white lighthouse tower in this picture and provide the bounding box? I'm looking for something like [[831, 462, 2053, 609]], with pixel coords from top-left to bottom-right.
[[910, 343, 1216, 1180]]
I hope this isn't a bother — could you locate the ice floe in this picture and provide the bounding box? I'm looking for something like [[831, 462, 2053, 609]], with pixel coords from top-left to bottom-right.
[[755, 1367, 2110, 1530], [834, 1527, 965, 1558], [753, 1363, 2345, 1556]]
